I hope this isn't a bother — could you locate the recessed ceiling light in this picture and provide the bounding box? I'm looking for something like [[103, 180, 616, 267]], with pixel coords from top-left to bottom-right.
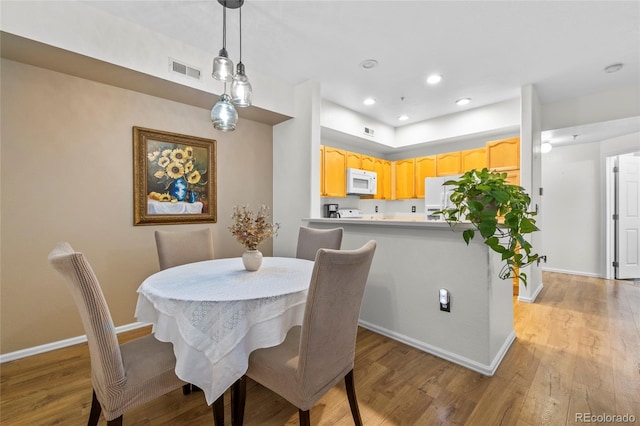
[[456, 98, 471, 106], [398, 114, 409, 121], [363, 98, 376, 106], [604, 63, 623, 73], [359, 59, 379, 70], [427, 74, 442, 85]]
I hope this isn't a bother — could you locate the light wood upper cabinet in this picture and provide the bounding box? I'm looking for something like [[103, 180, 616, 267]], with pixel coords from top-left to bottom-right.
[[415, 155, 436, 198], [436, 151, 461, 176], [395, 158, 416, 199], [321, 146, 347, 197], [361, 155, 375, 172], [487, 137, 520, 171], [346, 151, 361, 169], [382, 160, 392, 200], [504, 169, 520, 186], [461, 147, 487, 172], [372, 158, 392, 200]]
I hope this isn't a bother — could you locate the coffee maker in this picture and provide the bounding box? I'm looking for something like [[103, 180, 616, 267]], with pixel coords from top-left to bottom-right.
[[324, 203, 340, 218]]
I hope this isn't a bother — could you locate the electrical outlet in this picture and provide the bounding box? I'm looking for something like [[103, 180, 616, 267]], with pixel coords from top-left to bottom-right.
[[375, 205, 379, 213], [411, 205, 416, 213], [439, 289, 450, 312]]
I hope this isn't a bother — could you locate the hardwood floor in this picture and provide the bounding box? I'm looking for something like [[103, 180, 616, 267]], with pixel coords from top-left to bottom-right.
[[1, 272, 638, 425]]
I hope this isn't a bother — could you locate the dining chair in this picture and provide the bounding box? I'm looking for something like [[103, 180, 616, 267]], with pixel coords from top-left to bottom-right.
[[155, 228, 215, 395], [48, 242, 225, 426], [155, 228, 215, 270], [154, 228, 215, 395], [233, 240, 377, 426], [295, 226, 343, 261]]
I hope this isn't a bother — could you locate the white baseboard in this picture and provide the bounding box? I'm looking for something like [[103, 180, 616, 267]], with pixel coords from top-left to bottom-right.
[[0, 322, 150, 364], [517, 282, 544, 303], [542, 267, 602, 278], [358, 320, 516, 376]]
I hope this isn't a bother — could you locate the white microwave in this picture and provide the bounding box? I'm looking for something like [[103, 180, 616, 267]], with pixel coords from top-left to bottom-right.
[[346, 168, 377, 195]]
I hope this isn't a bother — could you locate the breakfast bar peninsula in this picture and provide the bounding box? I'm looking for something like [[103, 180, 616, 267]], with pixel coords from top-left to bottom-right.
[[304, 217, 515, 376]]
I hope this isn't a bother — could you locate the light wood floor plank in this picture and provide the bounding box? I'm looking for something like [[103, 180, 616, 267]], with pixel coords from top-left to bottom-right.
[[1, 272, 638, 425]]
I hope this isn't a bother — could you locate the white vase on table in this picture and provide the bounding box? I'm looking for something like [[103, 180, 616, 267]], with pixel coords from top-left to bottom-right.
[[242, 249, 263, 271]]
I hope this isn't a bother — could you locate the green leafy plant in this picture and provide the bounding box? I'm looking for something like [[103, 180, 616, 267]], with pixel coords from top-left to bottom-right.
[[436, 168, 539, 286]]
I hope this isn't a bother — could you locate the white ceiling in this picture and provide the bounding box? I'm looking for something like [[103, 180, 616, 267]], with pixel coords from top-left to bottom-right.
[[82, 0, 639, 138]]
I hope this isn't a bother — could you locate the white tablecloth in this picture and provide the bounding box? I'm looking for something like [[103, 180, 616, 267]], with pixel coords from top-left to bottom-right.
[[135, 257, 314, 405], [147, 199, 203, 214]]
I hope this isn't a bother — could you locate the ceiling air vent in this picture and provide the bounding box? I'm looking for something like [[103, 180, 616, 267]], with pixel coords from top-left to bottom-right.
[[363, 126, 375, 137], [169, 58, 201, 81]]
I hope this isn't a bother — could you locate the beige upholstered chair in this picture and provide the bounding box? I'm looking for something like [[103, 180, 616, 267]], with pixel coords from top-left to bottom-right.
[[233, 240, 377, 426], [295, 226, 343, 261], [155, 228, 215, 270], [48, 242, 224, 425], [154, 228, 215, 395]]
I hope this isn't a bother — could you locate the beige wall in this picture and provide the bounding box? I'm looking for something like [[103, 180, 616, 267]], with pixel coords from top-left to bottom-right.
[[0, 59, 275, 354]]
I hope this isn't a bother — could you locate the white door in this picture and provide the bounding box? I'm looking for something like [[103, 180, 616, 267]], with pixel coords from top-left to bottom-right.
[[617, 152, 640, 279]]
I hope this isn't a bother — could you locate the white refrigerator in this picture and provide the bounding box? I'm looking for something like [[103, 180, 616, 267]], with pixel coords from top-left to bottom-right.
[[424, 175, 461, 220]]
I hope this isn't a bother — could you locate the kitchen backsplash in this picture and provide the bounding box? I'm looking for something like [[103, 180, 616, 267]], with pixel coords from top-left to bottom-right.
[[321, 197, 426, 218]]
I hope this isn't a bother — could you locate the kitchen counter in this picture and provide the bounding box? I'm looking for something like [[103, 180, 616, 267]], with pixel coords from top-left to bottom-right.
[[306, 217, 473, 229], [303, 219, 515, 376]]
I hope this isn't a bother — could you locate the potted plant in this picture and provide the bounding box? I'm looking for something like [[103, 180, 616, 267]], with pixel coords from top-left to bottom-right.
[[436, 168, 539, 286]]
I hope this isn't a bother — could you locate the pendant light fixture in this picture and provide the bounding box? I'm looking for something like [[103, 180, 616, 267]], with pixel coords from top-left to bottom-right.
[[230, 3, 252, 107], [211, 0, 248, 131], [211, 1, 234, 82], [211, 83, 238, 131]]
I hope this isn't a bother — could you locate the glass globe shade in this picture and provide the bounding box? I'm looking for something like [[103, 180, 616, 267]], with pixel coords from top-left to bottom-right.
[[211, 94, 238, 131], [230, 63, 252, 107], [212, 50, 234, 82]]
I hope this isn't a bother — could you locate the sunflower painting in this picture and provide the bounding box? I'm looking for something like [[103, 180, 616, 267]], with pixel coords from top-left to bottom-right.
[[133, 127, 217, 225]]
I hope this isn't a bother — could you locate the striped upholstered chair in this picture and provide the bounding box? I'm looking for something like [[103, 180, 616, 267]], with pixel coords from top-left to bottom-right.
[[48, 242, 223, 425]]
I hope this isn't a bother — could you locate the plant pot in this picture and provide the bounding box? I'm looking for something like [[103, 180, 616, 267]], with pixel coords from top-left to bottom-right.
[[242, 249, 263, 271]]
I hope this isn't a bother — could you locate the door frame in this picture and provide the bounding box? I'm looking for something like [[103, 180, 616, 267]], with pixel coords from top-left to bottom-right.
[[605, 150, 640, 279]]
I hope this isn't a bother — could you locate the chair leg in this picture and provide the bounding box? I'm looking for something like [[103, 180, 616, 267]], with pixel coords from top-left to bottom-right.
[[183, 384, 192, 395], [106, 416, 123, 426], [88, 390, 102, 426], [298, 409, 311, 426], [345, 370, 363, 426], [231, 376, 247, 426], [212, 393, 225, 426]]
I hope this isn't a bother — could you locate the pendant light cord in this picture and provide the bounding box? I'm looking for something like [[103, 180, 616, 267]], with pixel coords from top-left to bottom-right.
[[239, 5, 242, 63], [222, 4, 227, 51]]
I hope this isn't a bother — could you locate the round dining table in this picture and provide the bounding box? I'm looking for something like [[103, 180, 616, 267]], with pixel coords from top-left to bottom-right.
[[135, 256, 314, 405]]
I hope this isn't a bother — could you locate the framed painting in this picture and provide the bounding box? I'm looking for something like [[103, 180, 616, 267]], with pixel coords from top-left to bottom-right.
[[133, 126, 217, 225]]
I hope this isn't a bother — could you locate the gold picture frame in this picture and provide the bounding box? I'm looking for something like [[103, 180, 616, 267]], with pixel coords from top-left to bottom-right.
[[133, 126, 217, 225]]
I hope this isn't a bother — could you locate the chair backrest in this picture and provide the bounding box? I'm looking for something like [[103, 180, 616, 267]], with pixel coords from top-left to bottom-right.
[[296, 240, 376, 395], [295, 227, 343, 261], [48, 242, 125, 403], [155, 228, 214, 270]]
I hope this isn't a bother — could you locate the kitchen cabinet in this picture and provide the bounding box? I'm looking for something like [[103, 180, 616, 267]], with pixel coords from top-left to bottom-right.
[[321, 145, 347, 197], [361, 155, 376, 172], [436, 152, 461, 176], [461, 147, 487, 172], [487, 137, 520, 171], [504, 169, 520, 185], [346, 151, 361, 169], [395, 158, 416, 199], [372, 158, 392, 200], [414, 155, 436, 198]]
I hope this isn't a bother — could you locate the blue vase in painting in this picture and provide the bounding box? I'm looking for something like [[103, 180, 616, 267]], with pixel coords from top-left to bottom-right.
[[169, 177, 188, 201], [187, 190, 197, 203]]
